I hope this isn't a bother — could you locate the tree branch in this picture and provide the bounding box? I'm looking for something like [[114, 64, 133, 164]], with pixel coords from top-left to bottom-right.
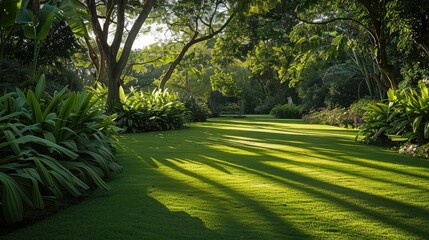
[[111, 0, 126, 58], [194, 10, 237, 43], [86, 0, 109, 53], [291, 14, 377, 44], [117, 0, 155, 74], [102, 1, 115, 40], [159, 9, 237, 89], [121, 55, 165, 81]]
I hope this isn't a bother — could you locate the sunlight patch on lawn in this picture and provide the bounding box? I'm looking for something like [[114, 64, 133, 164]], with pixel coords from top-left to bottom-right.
[[206, 144, 261, 156], [147, 157, 294, 235]]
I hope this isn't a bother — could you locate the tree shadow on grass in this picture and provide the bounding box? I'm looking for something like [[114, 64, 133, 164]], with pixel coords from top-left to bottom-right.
[[153, 157, 312, 239], [201, 153, 429, 237], [2, 174, 220, 240], [140, 119, 429, 239]]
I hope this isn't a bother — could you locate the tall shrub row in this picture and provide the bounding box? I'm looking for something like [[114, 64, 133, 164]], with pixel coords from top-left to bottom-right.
[[0, 77, 121, 223]]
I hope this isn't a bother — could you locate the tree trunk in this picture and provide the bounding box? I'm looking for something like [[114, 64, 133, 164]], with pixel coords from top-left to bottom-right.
[[84, 36, 105, 84], [85, 0, 154, 109], [377, 62, 397, 90], [107, 71, 120, 109], [357, 0, 398, 90], [106, 55, 121, 109]]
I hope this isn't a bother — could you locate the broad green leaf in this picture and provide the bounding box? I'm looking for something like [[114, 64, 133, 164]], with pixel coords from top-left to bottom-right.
[[43, 132, 56, 143], [26, 90, 43, 123], [42, 87, 67, 119], [119, 86, 126, 103], [15, 135, 78, 159], [15, 169, 45, 209], [35, 4, 61, 40], [387, 88, 396, 102], [15, 0, 31, 24], [49, 171, 82, 197], [0, 111, 22, 122], [56, 93, 76, 137], [3, 129, 20, 155], [0, 172, 32, 223], [61, 161, 110, 191], [59, 0, 88, 38], [34, 74, 46, 100], [412, 116, 422, 133], [421, 85, 429, 99], [0, 0, 22, 27], [33, 158, 55, 189]]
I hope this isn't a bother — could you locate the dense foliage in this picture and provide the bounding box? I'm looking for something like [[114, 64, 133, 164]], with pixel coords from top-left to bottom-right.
[[270, 104, 301, 119], [358, 82, 429, 146], [182, 96, 211, 122], [304, 98, 378, 128], [0, 77, 121, 223], [116, 87, 190, 133]]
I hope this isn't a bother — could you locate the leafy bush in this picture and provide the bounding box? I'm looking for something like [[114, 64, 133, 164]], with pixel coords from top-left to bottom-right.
[[182, 96, 211, 122], [303, 108, 349, 126], [116, 87, 190, 133], [270, 104, 301, 119], [220, 103, 240, 114], [346, 98, 378, 128], [0, 76, 121, 223], [303, 98, 379, 128], [207, 90, 226, 117], [355, 101, 393, 145], [358, 82, 429, 145]]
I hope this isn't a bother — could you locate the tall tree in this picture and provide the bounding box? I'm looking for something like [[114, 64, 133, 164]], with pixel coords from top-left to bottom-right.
[[85, 0, 155, 108]]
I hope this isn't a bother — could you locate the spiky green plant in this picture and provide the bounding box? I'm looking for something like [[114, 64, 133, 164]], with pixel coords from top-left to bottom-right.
[[0, 76, 121, 223], [358, 82, 429, 145], [116, 87, 190, 133]]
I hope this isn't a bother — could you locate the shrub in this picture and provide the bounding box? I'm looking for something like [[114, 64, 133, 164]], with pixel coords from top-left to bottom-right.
[[116, 87, 190, 133], [347, 98, 378, 128], [220, 102, 240, 114], [303, 108, 348, 126], [302, 98, 379, 129], [358, 82, 429, 145], [207, 90, 226, 117], [182, 96, 211, 122], [0, 76, 121, 223], [355, 101, 393, 145], [270, 104, 301, 119]]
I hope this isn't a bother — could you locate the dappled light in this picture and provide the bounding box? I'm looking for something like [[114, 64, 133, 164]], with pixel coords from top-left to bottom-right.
[[129, 119, 429, 238], [119, 118, 429, 239], [4, 117, 429, 239]]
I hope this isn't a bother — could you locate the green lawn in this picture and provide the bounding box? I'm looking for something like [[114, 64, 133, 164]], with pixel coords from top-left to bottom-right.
[[3, 116, 429, 239]]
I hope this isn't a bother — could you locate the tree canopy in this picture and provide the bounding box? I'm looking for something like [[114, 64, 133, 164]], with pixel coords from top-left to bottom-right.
[[0, 0, 428, 112]]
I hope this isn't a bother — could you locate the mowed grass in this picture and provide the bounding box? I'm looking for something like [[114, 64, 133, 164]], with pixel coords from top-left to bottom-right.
[[3, 116, 429, 239]]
